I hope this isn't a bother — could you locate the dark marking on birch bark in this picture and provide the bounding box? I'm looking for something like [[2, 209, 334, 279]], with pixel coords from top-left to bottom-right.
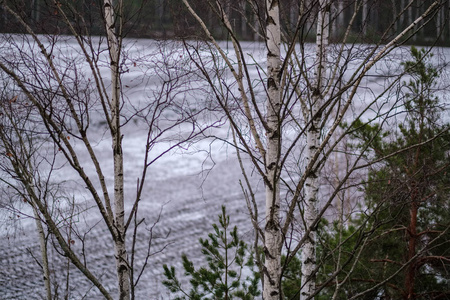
[[117, 210, 125, 219], [118, 264, 127, 273], [262, 266, 276, 285], [303, 257, 315, 265], [307, 123, 317, 133], [269, 128, 280, 139], [270, 291, 279, 296], [265, 219, 279, 233], [266, 16, 276, 25], [312, 87, 320, 97], [307, 170, 317, 179], [268, 77, 277, 90], [276, 70, 282, 82], [113, 145, 122, 155], [269, 0, 279, 10], [267, 162, 276, 170]]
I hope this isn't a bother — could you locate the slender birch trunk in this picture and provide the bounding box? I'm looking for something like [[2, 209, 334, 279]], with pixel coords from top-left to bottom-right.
[[362, 0, 368, 36], [333, 1, 345, 38], [31, 0, 40, 23], [33, 206, 52, 300], [104, 1, 131, 299], [300, 1, 329, 299], [436, 6, 442, 40], [264, 0, 282, 299], [240, 2, 248, 39]]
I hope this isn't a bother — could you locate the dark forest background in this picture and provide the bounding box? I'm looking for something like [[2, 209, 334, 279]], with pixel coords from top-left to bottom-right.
[[1, 0, 449, 46]]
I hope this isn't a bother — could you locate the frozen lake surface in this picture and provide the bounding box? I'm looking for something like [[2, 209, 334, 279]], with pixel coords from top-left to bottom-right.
[[1, 36, 449, 299]]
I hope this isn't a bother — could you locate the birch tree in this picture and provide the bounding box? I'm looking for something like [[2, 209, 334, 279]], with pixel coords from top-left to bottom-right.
[[0, 94, 54, 300], [177, 0, 447, 299], [0, 0, 212, 299], [103, 1, 131, 297], [264, 1, 283, 299], [300, 1, 330, 298]]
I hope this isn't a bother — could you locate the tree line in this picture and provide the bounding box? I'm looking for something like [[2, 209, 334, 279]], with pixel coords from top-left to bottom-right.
[[1, 0, 450, 45], [0, 0, 449, 299]]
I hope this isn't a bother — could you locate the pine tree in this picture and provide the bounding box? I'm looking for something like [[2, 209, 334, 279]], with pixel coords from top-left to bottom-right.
[[319, 46, 450, 299], [163, 206, 260, 300]]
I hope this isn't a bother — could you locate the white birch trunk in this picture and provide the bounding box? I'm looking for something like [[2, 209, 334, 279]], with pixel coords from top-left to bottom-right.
[[436, 6, 442, 40], [33, 206, 52, 300], [104, 1, 131, 299], [241, 2, 248, 39], [31, 0, 40, 23], [264, 0, 282, 299], [362, 0, 368, 36], [333, 1, 345, 38], [300, 0, 329, 299]]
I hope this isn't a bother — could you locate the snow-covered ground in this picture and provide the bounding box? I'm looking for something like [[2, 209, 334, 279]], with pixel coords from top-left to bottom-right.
[[0, 37, 266, 299], [1, 36, 449, 299]]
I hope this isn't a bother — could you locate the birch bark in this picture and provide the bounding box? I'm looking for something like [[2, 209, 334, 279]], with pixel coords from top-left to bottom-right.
[[33, 206, 52, 300], [264, 0, 282, 299], [334, 1, 345, 38], [362, 0, 368, 36], [104, 1, 131, 299], [300, 1, 330, 299]]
